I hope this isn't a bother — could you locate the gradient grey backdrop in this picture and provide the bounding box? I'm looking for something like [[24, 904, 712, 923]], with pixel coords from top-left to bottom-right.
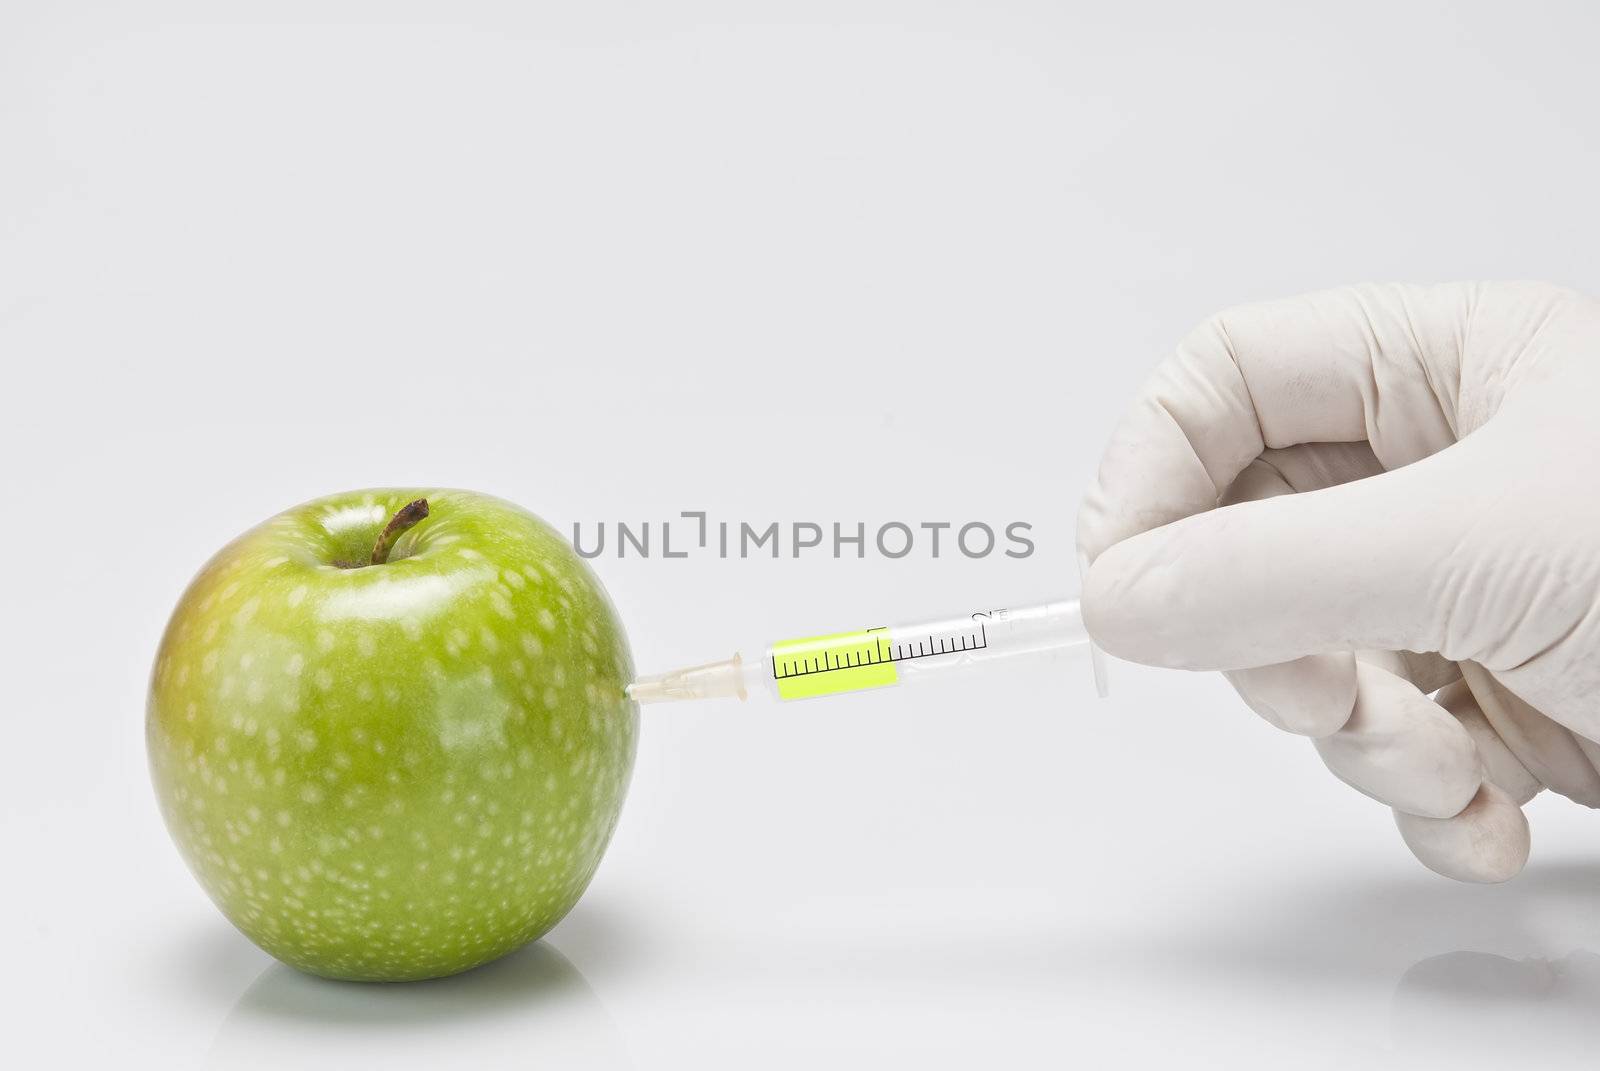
[[5, 2, 1600, 1067]]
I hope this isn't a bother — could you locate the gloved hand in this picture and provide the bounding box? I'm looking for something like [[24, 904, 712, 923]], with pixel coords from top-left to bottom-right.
[[1078, 282, 1600, 883]]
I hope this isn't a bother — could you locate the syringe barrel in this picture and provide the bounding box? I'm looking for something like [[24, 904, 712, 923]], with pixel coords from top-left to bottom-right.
[[876, 600, 1094, 681], [629, 597, 1107, 705], [761, 598, 1103, 700], [957, 600, 1090, 659]]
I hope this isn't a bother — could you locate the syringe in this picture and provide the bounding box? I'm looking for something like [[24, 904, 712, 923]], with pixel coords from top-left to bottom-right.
[[627, 598, 1108, 705]]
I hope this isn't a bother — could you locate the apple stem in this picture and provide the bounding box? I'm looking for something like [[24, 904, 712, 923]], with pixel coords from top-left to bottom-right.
[[371, 498, 430, 565]]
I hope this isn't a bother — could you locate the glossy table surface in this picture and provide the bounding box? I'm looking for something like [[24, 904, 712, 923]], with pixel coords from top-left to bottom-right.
[[13, 661, 1600, 1069], [6, 2, 1600, 1066]]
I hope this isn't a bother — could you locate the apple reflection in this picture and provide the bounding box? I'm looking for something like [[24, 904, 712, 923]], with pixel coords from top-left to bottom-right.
[[209, 940, 625, 1070]]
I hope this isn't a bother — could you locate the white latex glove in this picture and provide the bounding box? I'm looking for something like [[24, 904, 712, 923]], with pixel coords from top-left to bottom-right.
[[1078, 282, 1600, 883]]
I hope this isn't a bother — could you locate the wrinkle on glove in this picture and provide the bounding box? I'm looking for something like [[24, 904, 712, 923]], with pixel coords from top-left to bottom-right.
[[1459, 662, 1600, 807]]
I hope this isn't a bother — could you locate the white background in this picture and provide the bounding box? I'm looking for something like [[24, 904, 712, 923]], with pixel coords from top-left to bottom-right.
[[5, 1, 1600, 1067]]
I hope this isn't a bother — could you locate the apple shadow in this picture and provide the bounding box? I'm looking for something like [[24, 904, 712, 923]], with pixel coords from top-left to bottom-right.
[[229, 941, 591, 1026], [208, 939, 628, 1070], [160, 917, 276, 1003]]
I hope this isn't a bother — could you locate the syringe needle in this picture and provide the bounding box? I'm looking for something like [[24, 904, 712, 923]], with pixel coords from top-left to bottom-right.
[[627, 655, 749, 704]]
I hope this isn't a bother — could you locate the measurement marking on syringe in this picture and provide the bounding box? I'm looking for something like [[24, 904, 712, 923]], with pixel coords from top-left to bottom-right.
[[772, 620, 989, 681], [626, 598, 1094, 706]]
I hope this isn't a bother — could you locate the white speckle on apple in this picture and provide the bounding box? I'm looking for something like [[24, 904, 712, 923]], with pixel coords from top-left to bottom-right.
[[234, 597, 261, 626]]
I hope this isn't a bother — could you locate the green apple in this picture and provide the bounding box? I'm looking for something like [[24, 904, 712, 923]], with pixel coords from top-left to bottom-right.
[[147, 489, 637, 981]]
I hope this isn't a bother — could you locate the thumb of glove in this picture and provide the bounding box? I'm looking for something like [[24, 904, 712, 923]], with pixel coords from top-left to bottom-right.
[[1081, 434, 1486, 679]]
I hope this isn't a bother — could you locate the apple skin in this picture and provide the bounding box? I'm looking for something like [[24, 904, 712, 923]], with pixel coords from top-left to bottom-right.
[[147, 489, 637, 981]]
